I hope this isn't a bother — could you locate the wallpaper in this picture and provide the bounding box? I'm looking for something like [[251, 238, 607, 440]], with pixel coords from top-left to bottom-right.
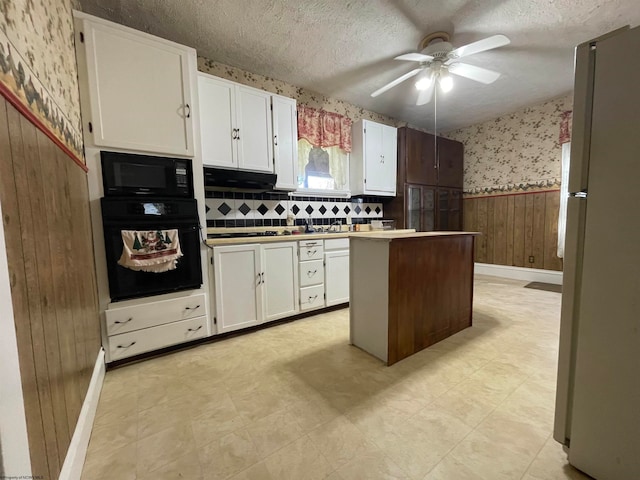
[[0, 0, 83, 161], [198, 56, 403, 128], [445, 95, 573, 197]]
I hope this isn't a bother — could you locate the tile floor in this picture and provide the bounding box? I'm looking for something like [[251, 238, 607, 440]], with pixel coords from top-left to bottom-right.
[[82, 275, 592, 480]]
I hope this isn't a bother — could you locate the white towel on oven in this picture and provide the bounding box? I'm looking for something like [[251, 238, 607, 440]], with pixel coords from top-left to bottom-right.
[[118, 229, 183, 273]]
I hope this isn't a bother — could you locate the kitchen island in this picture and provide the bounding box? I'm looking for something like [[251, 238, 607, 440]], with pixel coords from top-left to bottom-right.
[[350, 231, 479, 365]]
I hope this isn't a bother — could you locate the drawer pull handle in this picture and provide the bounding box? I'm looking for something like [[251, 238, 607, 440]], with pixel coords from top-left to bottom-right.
[[185, 305, 200, 311], [307, 249, 317, 256], [188, 326, 203, 332], [114, 317, 133, 325], [308, 295, 318, 302], [305, 242, 318, 246], [257, 273, 262, 285], [307, 270, 317, 277], [117, 341, 136, 349]]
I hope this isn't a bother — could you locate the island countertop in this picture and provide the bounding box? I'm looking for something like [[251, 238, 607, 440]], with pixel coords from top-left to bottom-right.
[[352, 231, 480, 241]]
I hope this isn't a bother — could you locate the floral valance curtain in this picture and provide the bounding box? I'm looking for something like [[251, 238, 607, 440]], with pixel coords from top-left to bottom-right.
[[297, 105, 353, 152], [559, 110, 573, 144]]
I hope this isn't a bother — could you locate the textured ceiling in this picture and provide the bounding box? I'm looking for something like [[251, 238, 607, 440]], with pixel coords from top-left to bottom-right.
[[78, 0, 639, 131]]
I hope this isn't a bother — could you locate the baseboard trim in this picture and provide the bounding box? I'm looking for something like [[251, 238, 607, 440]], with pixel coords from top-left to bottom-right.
[[59, 348, 105, 480], [474, 263, 563, 285]]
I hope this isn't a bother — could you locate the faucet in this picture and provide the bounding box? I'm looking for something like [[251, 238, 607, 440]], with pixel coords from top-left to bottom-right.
[[329, 220, 342, 232], [304, 217, 315, 233]]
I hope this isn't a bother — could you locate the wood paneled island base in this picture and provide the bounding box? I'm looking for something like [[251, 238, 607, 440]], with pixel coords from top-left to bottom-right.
[[350, 232, 478, 365]]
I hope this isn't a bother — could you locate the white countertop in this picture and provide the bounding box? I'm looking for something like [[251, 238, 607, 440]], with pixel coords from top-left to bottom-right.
[[205, 229, 417, 246]]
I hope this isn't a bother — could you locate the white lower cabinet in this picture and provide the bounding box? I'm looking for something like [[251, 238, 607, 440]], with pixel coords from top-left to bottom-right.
[[300, 284, 325, 311], [213, 242, 299, 333], [324, 237, 350, 306], [263, 242, 299, 322], [104, 293, 208, 362], [298, 240, 325, 311], [109, 316, 207, 361], [213, 244, 263, 333], [325, 250, 350, 306]]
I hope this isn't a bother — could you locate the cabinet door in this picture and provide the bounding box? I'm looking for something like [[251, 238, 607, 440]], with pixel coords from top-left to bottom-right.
[[363, 121, 385, 191], [437, 137, 464, 188], [236, 86, 273, 172], [272, 96, 298, 190], [213, 244, 262, 333], [380, 125, 398, 194], [263, 242, 299, 322], [406, 184, 422, 231], [437, 188, 463, 230], [325, 250, 350, 306], [198, 74, 237, 168], [421, 186, 436, 231], [81, 19, 193, 156], [404, 129, 437, 185]]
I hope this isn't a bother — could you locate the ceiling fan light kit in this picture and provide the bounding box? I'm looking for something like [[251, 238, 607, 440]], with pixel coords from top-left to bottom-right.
[[372, 32, 510, 105]]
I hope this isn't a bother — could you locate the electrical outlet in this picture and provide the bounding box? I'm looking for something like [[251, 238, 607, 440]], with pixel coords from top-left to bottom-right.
[[528, 255, 535, 263]]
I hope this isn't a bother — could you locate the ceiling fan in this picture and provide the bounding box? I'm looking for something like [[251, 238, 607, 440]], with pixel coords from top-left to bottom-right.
[[371, 32, 510, 105]]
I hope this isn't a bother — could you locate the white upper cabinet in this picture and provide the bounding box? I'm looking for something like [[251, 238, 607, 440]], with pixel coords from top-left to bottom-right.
[[350, 119, 397, 196], [75, 13, 195, 156], [198, 75, 236, 168], [198, 73, 273, 173], [272, 96, 299, 190]]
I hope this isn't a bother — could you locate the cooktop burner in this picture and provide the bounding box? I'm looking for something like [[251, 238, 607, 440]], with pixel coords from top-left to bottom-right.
[[208, 231, 279, 239]]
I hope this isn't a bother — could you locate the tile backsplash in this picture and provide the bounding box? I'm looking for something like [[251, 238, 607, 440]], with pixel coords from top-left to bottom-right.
[[205, 192, 383, 228]]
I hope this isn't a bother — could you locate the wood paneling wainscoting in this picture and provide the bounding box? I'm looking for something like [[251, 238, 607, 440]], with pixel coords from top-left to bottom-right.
[[463, 190, 563, 271], [0, 97, 101, 478]]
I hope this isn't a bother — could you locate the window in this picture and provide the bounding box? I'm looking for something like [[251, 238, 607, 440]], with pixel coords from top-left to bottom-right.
[[296, 139, 350, 194]]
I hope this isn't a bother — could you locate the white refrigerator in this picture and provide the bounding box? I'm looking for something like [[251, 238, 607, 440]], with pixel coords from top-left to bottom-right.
[[553, 26, 640, 480]]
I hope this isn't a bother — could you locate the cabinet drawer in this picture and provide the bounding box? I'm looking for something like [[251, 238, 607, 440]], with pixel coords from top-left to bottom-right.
[[300, 284, 325, 311], [105, 293, 206, 335], [108, 315, 207, 361], [324, 238, 349, 250], [299, 259, 324, 287], [299, 241, 324, 261]]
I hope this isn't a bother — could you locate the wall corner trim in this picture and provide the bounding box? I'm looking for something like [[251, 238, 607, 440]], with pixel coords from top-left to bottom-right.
[[58, 348, 105, 480], [474, 263, 563, 285]]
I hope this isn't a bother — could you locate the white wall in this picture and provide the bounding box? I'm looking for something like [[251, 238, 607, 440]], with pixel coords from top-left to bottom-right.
[[0, 199, 32, 475]]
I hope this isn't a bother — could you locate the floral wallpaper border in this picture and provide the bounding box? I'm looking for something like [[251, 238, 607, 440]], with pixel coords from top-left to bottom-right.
[[464, 179, 561, 198], [0, 6, 83, 165]]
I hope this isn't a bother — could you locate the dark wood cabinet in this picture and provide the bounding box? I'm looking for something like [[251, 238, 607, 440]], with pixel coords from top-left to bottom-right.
[[387, 127, 464, 231], [401, 128, 437, 185], [437, 137, 464, 189]]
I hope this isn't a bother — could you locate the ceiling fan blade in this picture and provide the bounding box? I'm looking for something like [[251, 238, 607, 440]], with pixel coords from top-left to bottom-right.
[[371, 68, 422, 97], [394, 53, 434, 62], [416, 81, 435, 106], [448, 34, 510, 59], [448, 62, 502, 84]]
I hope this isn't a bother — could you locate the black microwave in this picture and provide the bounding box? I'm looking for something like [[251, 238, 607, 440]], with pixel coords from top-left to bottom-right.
[[101, 151, 194, 198]]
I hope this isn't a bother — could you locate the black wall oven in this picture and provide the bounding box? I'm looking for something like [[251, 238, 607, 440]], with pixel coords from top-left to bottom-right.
[[101, 198, 202, 301]]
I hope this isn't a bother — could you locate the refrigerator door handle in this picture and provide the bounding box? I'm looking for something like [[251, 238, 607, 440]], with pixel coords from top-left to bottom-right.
[[569, 191, 588, 198]]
